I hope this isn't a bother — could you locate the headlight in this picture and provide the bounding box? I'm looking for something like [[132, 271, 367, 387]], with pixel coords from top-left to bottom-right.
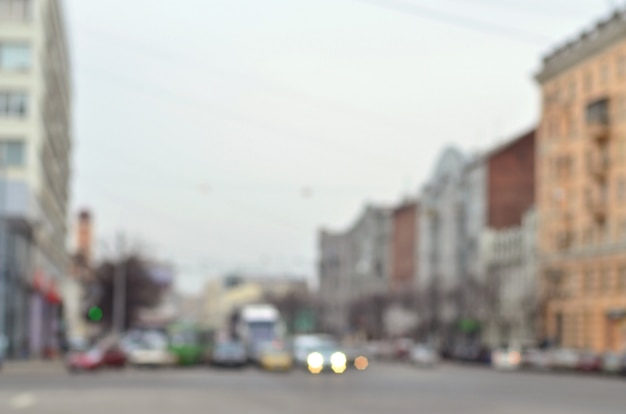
[[307, 352, 324, 369], [330, 352, 347, 367]]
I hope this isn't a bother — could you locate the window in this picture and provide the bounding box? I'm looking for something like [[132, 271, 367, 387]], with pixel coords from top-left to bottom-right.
[[0, 140, 25, 166], [0, 43, 31, 70], [0, 91, 28, 117], [618, 178, 626, 201], [0, 0, 32, 20], [600, 268, 611, 293], [584, 72, 593, 92], [584, 270, 593, 292], [569, 118, 577, 138], [569, 80, 576, 100], [619, 267, 626, 291], [619, 55, 626, 79]]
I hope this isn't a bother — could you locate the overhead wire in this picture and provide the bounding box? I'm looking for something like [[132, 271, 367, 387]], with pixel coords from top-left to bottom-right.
[[351, 0, 554, 45]]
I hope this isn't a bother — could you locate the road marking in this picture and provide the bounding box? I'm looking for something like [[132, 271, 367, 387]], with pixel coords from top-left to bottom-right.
[[10, 393, 37, 410]]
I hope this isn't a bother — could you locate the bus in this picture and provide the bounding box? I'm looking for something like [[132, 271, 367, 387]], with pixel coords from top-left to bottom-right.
[[167, 322, 215, 366], [234, 304, 284, 363]]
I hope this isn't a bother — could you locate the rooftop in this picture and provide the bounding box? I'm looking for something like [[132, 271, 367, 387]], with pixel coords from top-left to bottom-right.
[[537, 9, 626, 82]]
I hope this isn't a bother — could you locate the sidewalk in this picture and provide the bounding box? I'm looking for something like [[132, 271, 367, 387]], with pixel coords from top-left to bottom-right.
[[2, 359, 64, 374]]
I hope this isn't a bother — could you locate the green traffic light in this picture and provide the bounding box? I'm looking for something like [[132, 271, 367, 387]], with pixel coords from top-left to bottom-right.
[[88, 306, 103, 322]]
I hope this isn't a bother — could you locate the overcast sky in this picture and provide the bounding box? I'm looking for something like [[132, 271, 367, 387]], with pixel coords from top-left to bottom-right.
[[65, 0, 613, 294]]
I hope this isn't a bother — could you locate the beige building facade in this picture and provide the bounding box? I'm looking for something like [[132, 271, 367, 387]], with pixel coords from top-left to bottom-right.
[[536, 11, 626, 352]]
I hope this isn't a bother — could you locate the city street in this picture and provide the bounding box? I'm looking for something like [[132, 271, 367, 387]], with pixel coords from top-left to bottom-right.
[[1, 362, 625, 413]]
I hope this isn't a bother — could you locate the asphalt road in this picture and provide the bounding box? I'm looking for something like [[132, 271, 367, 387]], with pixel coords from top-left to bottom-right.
[[1, 363, 625, 414]]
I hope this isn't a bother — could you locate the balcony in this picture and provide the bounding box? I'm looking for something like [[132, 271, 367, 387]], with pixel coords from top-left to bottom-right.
[[588, 122, 610, 142]]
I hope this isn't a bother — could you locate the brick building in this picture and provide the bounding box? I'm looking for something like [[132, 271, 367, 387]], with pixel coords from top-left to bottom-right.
[[390, 200, 418, 293]]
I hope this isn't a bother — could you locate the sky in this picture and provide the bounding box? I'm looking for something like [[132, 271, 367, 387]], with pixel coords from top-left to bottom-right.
[[64, 0, 615, 294]]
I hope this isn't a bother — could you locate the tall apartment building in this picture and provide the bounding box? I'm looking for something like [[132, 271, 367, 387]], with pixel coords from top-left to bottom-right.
[[0, 0, 72, 357], [536, 11, 626, 352]]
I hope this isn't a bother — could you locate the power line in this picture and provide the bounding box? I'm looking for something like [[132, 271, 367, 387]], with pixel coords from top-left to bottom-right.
[[352, 0, 554, 45]]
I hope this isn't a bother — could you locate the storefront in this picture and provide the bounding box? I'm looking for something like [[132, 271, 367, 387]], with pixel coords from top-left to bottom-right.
[[29, 271, 63, 358]]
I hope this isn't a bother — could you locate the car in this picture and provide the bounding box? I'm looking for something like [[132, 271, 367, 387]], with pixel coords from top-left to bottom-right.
[[522, 348, 552, 371], [601, 352, 622, 375], [292, 334, 326, 367], [409, 344, 438, 367], [66, 337, 127, 373], [128, 331, 177, 368], [393, 338, 414, 360], [549, 348, 581, 371], [491, 348, 522, 371], [305, 339, 348, 374], [577, 351, 602, 373], [258, 340, 293, 372], [211, 341, 247, 368]]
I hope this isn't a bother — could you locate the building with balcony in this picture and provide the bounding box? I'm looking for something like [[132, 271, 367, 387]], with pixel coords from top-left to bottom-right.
[[0, 0, 72, 358], [536, 10, 626, 352]]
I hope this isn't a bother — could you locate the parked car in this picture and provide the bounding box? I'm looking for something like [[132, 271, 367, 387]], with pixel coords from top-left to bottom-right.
[[66, 336, 127, 373], [522, 348, 552, 370], [211, 341, 247, 368], [491, 348, 522, 371], [577, 352, 602, 373], [393, 338, 414, 360], [549, 348, 580, 371], [601, 352, 622, 375], [128, 331, 177, 368], [258, 341, 293, 372], [409, 344, 438, 367]]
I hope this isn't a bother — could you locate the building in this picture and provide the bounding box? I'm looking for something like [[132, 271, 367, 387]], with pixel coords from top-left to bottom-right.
[[418, 147, 467, 346], [63, 210, 94, 342], [319, 205, 392, 337], [201, 274, 308, 332], [418, 132, 535, 349], [467, 130, 537, 346], [536, 10, 626, 352], [318, 229, 349, 335], [0, 0, 72, 358], [389, 200, 418, 293], [482, 209, 538, 348]]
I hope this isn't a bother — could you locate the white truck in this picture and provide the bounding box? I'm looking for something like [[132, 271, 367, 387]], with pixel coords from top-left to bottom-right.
[[235, 304, 284, 363]]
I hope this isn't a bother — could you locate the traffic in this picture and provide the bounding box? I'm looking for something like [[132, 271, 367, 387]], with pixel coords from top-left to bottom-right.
[[60, 303, 371, 375]]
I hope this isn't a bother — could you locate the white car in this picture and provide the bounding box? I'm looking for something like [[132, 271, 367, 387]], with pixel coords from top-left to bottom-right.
[[128, 331, 177, 368], [491, 348, 522, 370], [549, 348, 580, 370], [409, 345, 438, 367]]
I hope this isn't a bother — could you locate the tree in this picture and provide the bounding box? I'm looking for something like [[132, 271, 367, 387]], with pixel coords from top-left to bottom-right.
[[86, 255, 164, 330]]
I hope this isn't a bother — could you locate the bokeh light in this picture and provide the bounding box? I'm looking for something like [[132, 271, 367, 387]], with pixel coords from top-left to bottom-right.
[[355, 356, 369, 370], [88, 306, 103, 322]]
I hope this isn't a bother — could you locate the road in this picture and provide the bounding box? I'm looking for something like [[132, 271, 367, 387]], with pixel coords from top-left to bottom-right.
[[1, 362, 625, 413]]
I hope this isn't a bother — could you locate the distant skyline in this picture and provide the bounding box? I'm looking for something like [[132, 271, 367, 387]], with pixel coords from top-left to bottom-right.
[[66, 0, 613, 294]]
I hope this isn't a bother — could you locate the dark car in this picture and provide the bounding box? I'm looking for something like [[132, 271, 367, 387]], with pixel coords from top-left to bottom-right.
[[211, 341, 247, 368]]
